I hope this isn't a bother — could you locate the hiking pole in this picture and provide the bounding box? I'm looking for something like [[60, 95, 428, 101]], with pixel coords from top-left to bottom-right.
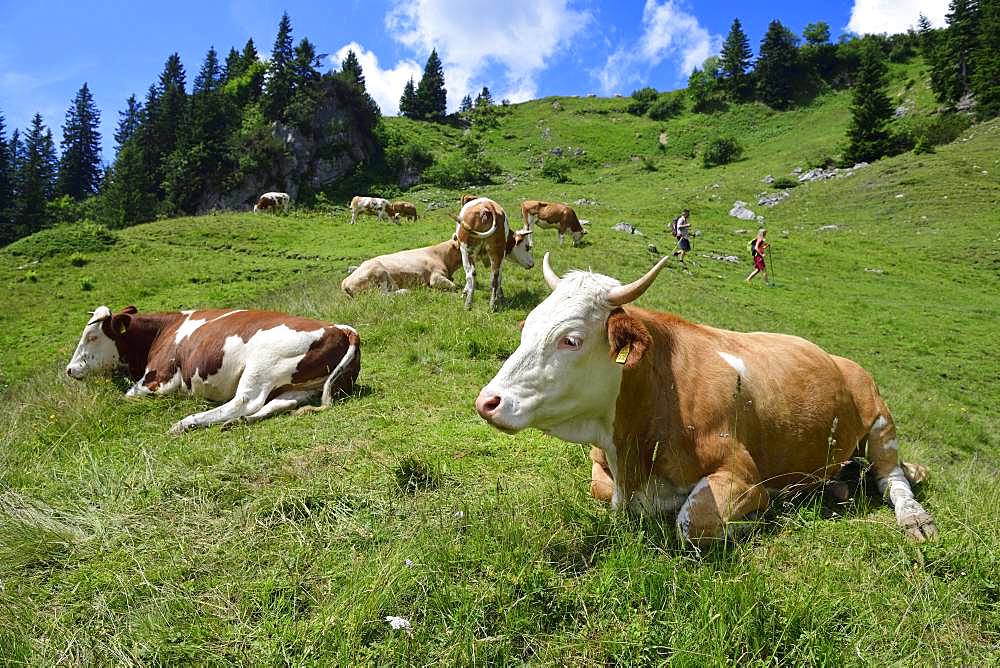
[[767, 244, 776, 286]]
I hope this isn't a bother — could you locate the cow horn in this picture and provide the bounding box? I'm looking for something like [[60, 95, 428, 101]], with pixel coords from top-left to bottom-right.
[[542, 252, 561, 290], [606, 257, 670, 306]]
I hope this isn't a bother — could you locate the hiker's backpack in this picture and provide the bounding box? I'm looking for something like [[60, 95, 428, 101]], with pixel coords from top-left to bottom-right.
[[748, 238, 758, 255], [670, 217, 681, 237]]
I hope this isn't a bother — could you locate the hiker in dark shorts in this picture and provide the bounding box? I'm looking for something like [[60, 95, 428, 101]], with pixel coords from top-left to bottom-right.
[[746, 228, 769, 284], [671, 209, 691, 263]]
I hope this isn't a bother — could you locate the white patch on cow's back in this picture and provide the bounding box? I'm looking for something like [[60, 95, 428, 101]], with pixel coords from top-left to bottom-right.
[[718, 351, 747, 376], [175, 313, 208, 344], [187, 324, 326, 402]]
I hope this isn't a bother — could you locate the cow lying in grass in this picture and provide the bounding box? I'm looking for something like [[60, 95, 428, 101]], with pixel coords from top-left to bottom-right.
[[386, 201, 418, 222], [67, 306, 360, 434], [341, 239, 463, 296], [476, 254, 937, 545]]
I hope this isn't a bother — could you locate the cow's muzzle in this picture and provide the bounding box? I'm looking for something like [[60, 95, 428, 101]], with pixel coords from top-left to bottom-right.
[[475, 391, 518, 434]]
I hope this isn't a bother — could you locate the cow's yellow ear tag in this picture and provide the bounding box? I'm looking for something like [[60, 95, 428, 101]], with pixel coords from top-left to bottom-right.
[[615, 342, 631, 365], [118, 323, 127, 334]]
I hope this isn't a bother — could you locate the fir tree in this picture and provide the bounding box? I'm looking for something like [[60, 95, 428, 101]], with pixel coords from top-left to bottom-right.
[[415, 49, 447, 120], [719, 18, 753, 100], [240, 39, 259, 72], [145, 54, 187, 197], [932, 0, 982, 104], [971, 0, 1000, 118], [234, 39, 264, 103], [0, 112, 12, 244], [15, 114, 58, 236], [114, 95, 142, 154], [265, 12, 295, 121], [843, 41, 894, 164], [399, 77, 418, 118], [193, 46, 221, 95], [475, 86, 493, 107], [459, 94, 473, 113], [756, 20, 801, 108], [102, 139, 156, 228], [57, 82, 103, 200], [294, 38, 322, 87], [223, 47, 242, 82], [340, 49, 365, 88]]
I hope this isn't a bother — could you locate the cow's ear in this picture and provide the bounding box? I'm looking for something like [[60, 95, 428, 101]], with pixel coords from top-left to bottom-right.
[[121, 305, 138, 315], [110, 312, 132, 337], [606, 308, 650, 369]]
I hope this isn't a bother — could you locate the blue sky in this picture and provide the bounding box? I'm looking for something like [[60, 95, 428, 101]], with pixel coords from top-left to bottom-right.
[[0, 0, 948, 163]]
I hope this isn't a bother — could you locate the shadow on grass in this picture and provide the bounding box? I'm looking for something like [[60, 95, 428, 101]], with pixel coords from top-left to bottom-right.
[[502, 287, 546, 311]]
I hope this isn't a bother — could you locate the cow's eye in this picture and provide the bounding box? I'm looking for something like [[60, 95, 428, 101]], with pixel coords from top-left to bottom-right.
[[86, 335, 97, 343], [558, 336, 581, 350]]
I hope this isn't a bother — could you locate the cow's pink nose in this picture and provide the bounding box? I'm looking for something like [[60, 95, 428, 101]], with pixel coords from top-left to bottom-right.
[[475, 392, 502, 418]]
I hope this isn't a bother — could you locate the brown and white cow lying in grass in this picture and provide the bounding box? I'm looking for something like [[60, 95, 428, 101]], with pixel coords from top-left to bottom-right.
[[67, 306, 360, 434], [341, 239, 463, 296], [253, 192, 290, 214], [386, 201, 418, 222], [476, 254, 937, 545], [454, 197, 534, 310], [350, 196, 397, 224], [521, 200, 588, 246]]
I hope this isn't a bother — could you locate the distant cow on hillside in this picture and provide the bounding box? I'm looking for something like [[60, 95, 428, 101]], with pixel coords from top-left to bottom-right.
[[350, 196, 396, 224], [521, 200, 588, 246], [254, 192, 290, 214], [386, 201, 418, 222], [67, 306, 360, 434]]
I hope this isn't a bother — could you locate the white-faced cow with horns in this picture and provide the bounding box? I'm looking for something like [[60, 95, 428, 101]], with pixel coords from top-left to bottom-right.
[[67, 306, 360, 434], [475, 254, 937, 545]]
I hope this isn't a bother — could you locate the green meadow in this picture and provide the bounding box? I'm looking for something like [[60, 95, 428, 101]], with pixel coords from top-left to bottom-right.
[[2, 62, 999, 664]]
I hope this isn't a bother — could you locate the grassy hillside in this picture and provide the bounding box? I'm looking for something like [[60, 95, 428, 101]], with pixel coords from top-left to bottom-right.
[[2, 67, 999, 664]]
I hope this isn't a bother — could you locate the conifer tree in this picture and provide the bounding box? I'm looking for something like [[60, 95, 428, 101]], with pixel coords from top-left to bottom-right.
[[234, 39, 264, 103], [15, 114, 58, 236], [0, 112, 12, 244], [340, 50, 365, 88], [843, 41, 894, 165], [265, 12, 295, 121], [971, 0, 1000, 118], [294, 38, 322, 87], [932, 0, 982, 104], [415, 49, 447, 120], [756, 20, 801, 108], [193, 46, 221, 94], [720, 18, 753, 99], [57, 82, 103, 200], [240, 39, 259, 72], [459, 94, 473, 113], [399, 77, 418, 118], [144, 54, 187, 197], [114, 95, 142, 154], [475, 86, 493, 107], [223, 47, 242, 82]]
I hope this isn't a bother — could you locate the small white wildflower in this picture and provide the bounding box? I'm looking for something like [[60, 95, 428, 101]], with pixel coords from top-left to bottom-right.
[[385, 616, 411, 631], [453, 510, 464, 519], [405, 559, 414, 567]]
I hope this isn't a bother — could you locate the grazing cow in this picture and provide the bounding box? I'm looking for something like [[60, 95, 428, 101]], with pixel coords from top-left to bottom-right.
[[475, 254, 937, 545], [350, 196, 396, 225], [67, 306, 361, 434], [342, 239, 462, 295], [386, 201, 419, 222], [253, 192, 290, 214], [521, 200, 588, 246], [454, 197, 534, 310]]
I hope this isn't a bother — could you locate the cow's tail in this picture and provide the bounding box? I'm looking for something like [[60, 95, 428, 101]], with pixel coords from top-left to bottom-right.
[[320, 329, 360, 406]]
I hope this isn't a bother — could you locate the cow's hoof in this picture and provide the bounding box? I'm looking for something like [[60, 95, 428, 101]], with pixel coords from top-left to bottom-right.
[[902, 461, 930, 486], [897, 500, 938, 542]]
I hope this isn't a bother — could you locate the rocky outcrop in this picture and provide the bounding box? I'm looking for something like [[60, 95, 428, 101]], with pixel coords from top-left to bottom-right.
[[210, 79, 377, 211], [729, 201, 760, 221]]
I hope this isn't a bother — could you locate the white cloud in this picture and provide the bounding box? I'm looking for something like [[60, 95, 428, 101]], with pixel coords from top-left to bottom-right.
[[596, 1, 721, 95], [331, 42, 423, 116], [847, 0, 949, 35], [385, 0, 591, 108]]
